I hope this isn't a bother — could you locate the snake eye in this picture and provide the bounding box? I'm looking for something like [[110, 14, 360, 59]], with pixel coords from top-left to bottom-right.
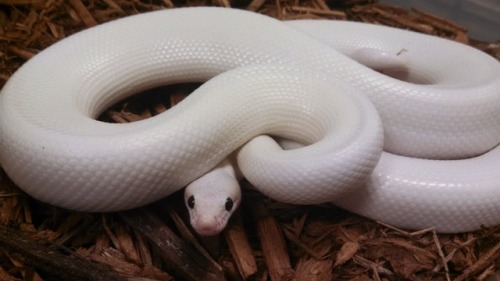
[[225, 198, 234, 212], [187, 195, 195, 209]]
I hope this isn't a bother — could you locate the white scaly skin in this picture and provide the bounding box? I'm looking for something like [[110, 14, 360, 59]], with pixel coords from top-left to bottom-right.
[[0, 7, 499, 234]]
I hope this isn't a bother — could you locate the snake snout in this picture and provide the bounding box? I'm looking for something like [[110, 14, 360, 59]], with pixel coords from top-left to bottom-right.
[[191, 215, 227, 237]]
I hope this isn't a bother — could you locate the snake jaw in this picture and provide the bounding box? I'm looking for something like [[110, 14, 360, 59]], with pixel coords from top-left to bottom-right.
[[187, 200, 238, 236], [184, 158, 242, 236]]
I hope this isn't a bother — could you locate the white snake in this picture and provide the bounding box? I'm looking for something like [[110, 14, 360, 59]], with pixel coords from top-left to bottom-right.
[[0, 7, 499, 235]]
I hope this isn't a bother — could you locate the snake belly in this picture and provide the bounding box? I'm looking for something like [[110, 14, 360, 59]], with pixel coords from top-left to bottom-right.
[[0, 7, 499, 233]]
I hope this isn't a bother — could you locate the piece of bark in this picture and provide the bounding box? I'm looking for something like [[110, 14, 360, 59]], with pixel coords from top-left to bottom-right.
[[410, 7, 468, 33], [454, 242, 500, 281], [113, 224, 142, 264], [0, 267, 22, 281], [68, 0, 98, 27], [353, 255, 394, 277], [295, 258, 333, 281], [119, 209, 226, 281], [246, 0, 266, 11], [248, 199, 295, 281], [224, 210, 258, 279], [0, 224, 128, 281], [282, 227, 324, 259], [290, 6, 347, 18], [0, 0, 44, 4], [82, 247, 173, 281]]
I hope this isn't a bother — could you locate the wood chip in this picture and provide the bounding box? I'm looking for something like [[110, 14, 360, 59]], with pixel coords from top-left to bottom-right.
[[248, 199, 295, 281], [224, 211, 258, 279]]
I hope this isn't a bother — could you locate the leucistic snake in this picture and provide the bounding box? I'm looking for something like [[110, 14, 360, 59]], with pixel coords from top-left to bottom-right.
[[0, 7, 499, 236]]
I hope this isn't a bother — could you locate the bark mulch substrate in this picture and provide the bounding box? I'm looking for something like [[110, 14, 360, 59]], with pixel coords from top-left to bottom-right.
[[0, 1, 499, 280]]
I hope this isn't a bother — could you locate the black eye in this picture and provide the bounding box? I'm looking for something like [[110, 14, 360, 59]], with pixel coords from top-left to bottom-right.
[[225, 198, 234, 211], [187, 195, 195, 209]]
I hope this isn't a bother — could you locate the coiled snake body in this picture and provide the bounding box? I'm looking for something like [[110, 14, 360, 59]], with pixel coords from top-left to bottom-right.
[[0, 7, 499, 235]]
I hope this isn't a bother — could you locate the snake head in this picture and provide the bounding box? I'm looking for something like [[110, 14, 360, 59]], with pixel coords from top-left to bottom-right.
[[184, 161, 241, 236]]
